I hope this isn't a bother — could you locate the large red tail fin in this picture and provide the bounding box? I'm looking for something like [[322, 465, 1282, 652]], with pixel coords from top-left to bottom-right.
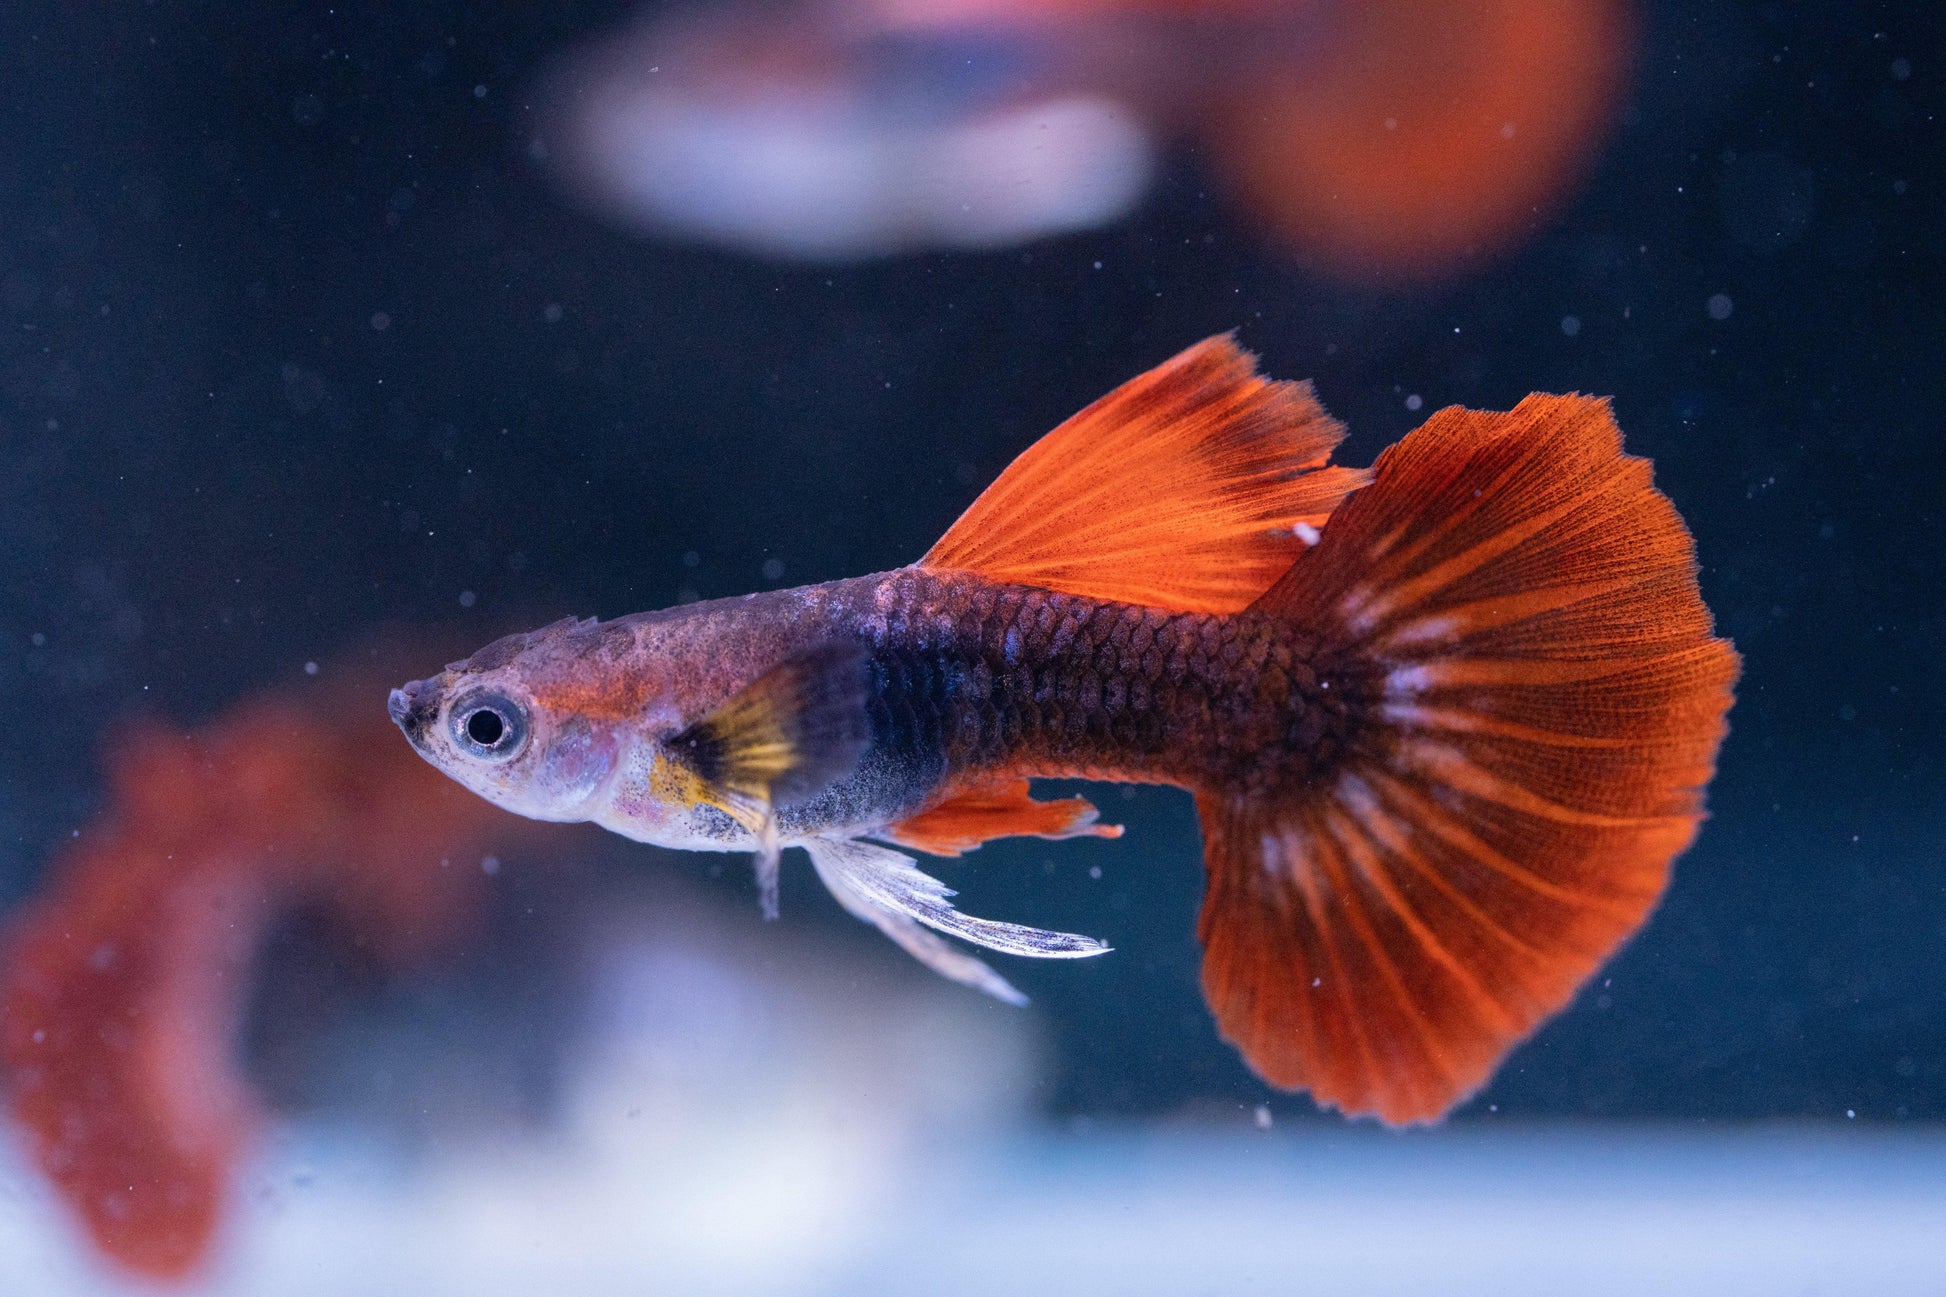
[[1197, 395, 1737, 1124]]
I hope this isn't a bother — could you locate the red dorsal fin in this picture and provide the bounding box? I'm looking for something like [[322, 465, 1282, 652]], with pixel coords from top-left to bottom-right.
[[883, 778, 1122, 857], [1197, 395, 1738, 1124], [918, 335, 1369, 613]]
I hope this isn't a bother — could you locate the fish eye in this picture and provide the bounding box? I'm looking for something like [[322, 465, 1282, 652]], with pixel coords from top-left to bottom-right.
[[449, 691, 528, 760]]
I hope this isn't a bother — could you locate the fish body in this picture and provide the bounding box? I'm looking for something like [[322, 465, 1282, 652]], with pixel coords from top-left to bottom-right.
[[393, 337, 1737, 1122], [399, 570, 1350, 846]]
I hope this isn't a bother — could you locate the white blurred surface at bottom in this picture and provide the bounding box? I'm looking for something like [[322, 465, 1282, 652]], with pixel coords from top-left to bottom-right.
[[4, 1125, 1942, 1297]]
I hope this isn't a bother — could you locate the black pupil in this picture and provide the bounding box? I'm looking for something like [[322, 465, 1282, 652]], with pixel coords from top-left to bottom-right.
[[466, 708, 506, 746]]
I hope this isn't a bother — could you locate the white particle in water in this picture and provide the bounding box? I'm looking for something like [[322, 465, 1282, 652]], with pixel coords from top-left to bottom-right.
[[761, 558, 786, 581], [1405, 394, 1423, 411], [370, 312, 391, 332], [1707, 293, 1734, 321], [1088, 865, 1102, 880], [1561, 315, 1581, 337], [458, 590, 477, 608], [304, 661, 319, 675], [481, 855, 501, 876], [1253, 1104, 1273, 1130]]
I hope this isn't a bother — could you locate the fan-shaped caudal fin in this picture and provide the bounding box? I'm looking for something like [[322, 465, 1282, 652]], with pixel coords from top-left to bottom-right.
[[919, 334, 1368, 614], [1197, 395, 1738, 1124]]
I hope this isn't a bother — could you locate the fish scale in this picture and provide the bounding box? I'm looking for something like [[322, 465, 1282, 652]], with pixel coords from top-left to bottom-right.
[[838, 568, 1346, 800]]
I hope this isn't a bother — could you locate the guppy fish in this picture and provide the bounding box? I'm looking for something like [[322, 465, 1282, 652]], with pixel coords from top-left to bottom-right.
[[391, 337, 1737, 1122]]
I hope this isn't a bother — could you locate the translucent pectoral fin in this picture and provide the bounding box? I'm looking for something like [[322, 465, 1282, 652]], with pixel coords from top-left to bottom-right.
[[751, 811, 783, 921], [802, 837, 1109, 1004]]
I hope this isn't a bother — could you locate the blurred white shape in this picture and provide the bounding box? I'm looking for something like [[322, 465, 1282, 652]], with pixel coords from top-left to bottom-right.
[[383, 904, 1036, 1294], [570, 80, 1153, 258]]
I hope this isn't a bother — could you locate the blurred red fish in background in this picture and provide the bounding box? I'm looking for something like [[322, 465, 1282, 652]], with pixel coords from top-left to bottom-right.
[[0, 655, 1038, 1288], [0, 658, 535, 1280], [536, 0, 1633, 278]]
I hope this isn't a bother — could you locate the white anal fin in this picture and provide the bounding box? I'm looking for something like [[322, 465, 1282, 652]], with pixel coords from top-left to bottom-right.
[[803, 837, 1109, 1005], [816, 861, 1029, 1006]]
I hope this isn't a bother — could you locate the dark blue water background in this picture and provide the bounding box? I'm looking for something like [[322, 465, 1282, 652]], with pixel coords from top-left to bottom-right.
[[0, 0, 1940, 1124]]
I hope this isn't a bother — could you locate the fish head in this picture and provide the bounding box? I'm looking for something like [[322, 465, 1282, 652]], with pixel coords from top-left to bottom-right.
[[389, 617, 643, 826]]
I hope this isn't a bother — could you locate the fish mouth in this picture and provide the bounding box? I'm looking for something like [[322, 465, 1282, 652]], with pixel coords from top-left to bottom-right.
[[387, 678, 442, 743]]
